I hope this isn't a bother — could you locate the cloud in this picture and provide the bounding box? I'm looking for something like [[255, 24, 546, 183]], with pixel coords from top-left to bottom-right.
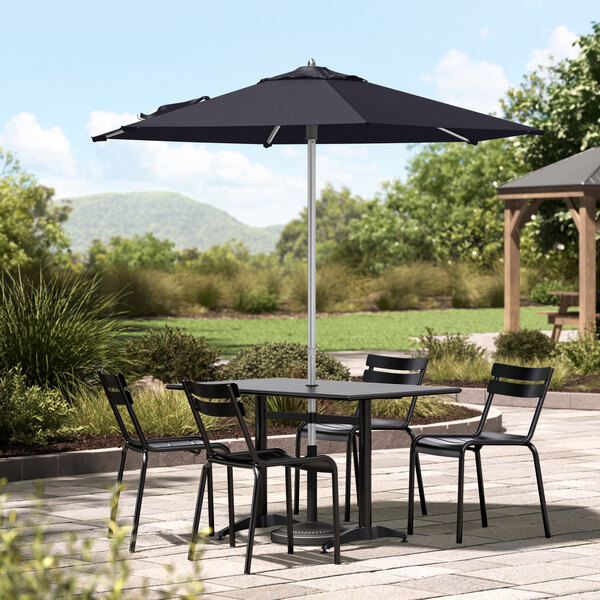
[[422, 49, 510, 114], [526, 25, 579, 71], [0, 112, 76, 176]]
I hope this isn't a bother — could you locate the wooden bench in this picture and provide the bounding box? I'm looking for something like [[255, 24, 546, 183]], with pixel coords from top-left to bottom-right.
[[537, 291, 599, 342]]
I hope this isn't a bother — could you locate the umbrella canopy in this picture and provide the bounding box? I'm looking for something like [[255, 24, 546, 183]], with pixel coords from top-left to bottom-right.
[[93, 63, 542, 539], [93, 64, 542, 145]]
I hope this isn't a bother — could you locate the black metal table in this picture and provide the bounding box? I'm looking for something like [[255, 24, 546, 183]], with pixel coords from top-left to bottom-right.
[[169, 378, 460, 549]]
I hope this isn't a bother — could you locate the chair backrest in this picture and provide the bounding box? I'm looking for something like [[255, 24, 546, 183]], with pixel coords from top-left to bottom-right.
[[476, 363, 553, 440], [98, 371, 148, 449], [361, 354, 429, 421], [182, 380, 258, 461]]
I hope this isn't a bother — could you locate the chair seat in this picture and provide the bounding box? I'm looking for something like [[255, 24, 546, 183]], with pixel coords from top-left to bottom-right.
[[370, 418, 409, 430], [298, 422, 356, 441], [214, 447, 336, 472], [134, 436, 205, 452], [415, 432, 527, 458]]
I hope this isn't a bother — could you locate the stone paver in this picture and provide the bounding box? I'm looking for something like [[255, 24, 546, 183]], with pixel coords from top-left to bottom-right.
[[4, 405, 600, 598]]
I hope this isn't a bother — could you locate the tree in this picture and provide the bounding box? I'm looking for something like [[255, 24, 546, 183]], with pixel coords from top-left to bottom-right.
[[87, 232, 177, 271], [350, 139, 522, 273], [276, 185, 366, 265], [0, 149, 70, 269], [501, 22, 600, 271]]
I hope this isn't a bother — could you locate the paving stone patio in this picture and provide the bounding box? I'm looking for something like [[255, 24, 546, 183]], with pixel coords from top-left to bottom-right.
[[3, 405, 600, 599]]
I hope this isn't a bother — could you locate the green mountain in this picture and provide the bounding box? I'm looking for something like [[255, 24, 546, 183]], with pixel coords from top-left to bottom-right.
[[63, 191, 283, 254]]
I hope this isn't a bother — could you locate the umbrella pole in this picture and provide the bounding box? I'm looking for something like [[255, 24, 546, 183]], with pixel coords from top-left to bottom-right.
[[272, 125, 339, 545], [306, 125, 318, 522]]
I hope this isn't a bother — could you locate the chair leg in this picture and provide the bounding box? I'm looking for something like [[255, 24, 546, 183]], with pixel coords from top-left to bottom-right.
[[285, 466, 294, 555], [294, 431, 302, 515], [108, 446, 128, 536], [207, 464, 215, 536], [189, 463, 208, 560], [227, 466, 236, 547], [244, 466, 261, 574], [474, 449, 487, 528], [407, 429, 427, 516], [130, 450, 148, 552], [457, 452, 465, 544], [344, 434, 353, 522], [331, 469, 341, 564], [407, 446, 416, 535], [352, 433, 360, 508], [529, 443, 551, 538]]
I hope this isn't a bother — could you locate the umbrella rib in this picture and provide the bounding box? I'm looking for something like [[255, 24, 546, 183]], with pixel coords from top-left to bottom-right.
[[264, 125, 281, 148], [437, 127, 473, 144]]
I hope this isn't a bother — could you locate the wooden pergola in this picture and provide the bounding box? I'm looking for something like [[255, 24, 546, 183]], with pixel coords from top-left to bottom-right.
[[497, 147, 600, 335]]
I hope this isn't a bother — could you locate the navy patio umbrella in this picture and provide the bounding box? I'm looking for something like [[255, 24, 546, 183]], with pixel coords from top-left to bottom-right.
[[93, 60, 542, 543]]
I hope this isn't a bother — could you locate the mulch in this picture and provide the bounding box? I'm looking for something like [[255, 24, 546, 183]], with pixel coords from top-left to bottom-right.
[[0, 406, 479, 458]]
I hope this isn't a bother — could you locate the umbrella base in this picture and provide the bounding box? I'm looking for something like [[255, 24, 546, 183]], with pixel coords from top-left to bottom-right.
[[270, 520, 343, 546]]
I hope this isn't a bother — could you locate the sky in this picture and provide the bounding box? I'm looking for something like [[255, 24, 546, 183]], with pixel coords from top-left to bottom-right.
[[0, 1, 597, 228]]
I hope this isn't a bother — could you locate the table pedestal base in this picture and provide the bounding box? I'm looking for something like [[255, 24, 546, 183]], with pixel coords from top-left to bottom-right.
[[271, 520, 343, 546], [217, 513, 288, 540], [321, 525, 407, 551]]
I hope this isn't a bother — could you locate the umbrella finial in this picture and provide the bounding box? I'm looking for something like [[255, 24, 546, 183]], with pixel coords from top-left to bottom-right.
[[308, 58, 316, 66]]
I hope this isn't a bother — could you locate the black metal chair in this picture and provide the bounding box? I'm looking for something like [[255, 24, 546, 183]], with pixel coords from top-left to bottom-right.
[[182, 379, 341, 574], [407, 362, 553, 544], [294, 354, 429, 521], [98, 371, 228, 552]]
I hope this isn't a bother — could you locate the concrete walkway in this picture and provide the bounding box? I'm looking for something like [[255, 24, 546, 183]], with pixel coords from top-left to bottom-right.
[[4, 405, 600, 598]]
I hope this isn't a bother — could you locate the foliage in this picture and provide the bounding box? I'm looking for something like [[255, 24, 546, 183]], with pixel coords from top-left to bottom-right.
[[528, 278, 573, 305], [222, 341, 350, 425], [447, 264, 504, 308], [126, 325, 221, 383], [0, 367, 73, 444], [183, 273, 223, 310], [494, 329, 556, 362], [87, 232, 177, 271], [372, 396, 457, 420], [554, 332, 600, 375], [418, 328, 485, 362], [0, 482, 204, 599], [180, 240, 250, 277], [502, 23, 600, 272], [0, 271, 126, 396], [287, 263, 352, 312], [371, 263, 449, 311], [276, 185, 366, 265], [0, 150, 70, 270], [69, 387, 219, 437], [95, 265, 185, 316], [349, 139, 522, 273], [231, 288, 279, 313]]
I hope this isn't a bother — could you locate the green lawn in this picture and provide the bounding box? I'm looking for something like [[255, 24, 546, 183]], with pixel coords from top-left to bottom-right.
[[124, 306, 559, 357]]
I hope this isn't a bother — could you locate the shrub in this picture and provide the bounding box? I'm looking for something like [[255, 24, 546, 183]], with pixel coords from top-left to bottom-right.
[[0, 483, 204, 599], [554, 332, 600, 375], [187, 274, 222, 310], [528, 279, 572, 306], [223, 342, 350, 424], [287, 264, 350, 312], [418, 328, 485, 362], [447, 264, 504, 308], [231, 288, 279, 314], [0, 366, 73, 444], [95, 265, 185, 316], [372, 264, 449, 311], [0, 271, 126, 396], [126, 325, 221, 383], [494, 329, 555, 362], [70, 387, 219, 436]]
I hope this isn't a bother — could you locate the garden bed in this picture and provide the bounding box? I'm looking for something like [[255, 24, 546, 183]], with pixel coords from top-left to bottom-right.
[[0, 405, 479, 458]]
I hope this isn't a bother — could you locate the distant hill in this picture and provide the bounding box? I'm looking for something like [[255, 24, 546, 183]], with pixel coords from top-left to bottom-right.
[[63, 191, 283, 254]]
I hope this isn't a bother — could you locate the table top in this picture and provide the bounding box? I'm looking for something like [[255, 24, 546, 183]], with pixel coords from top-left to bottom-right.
[[547, 291, 579, 297], [168, 378, 460, 400]]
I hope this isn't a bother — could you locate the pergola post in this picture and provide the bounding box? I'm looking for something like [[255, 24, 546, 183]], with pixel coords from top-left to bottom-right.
[[504, 198, 521, 331], [578, 196, 597, 334]]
